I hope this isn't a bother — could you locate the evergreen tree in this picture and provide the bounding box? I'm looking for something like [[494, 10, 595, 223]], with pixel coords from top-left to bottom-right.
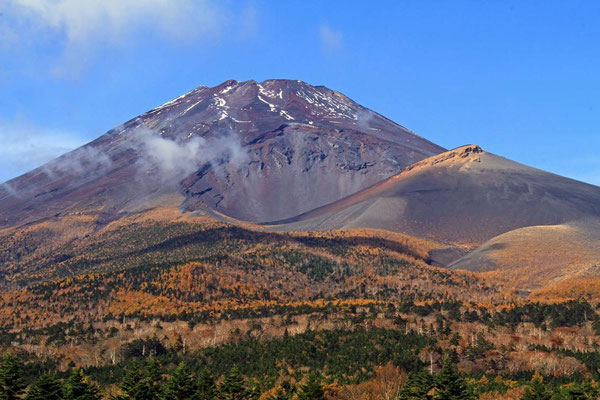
[[62, 369, 101, 400], [161, 362, 195, 400], [246, 379, 261, 400], [0, 353, 27, 400], [297, 373, 325, 400], [561, 380, 600, 400], [144, 357, 163, 392], [561, 384, 587, 400], [218, 366, 248, 400], [399, 370, 434, 400], [25, 373, 62, 400], [118, 361, 154, 400], [192, 368, 216, 400], [435, 357, 473, 400], [450, 333, 460, 346], [521, 372, 551, 400]]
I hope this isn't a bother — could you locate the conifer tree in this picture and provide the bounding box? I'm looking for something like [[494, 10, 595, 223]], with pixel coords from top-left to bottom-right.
[[62, 369, 101, 400], [25, 373, 62, 400], [144, 357, 163, 392], [0, 353, 27, 400], [219, 365, 248, 400], [399, 370, 434, 400], [192, 368, 216, 400], [118, 361, 154, 400], [435, 357, 473, 400], [246, 379, 261, 400], [562, 383, 587, 400], [521, 372, 551, 400], [161, 362, 195, 400], [297, 373, 325, 400], [562, 379, 600, 400]]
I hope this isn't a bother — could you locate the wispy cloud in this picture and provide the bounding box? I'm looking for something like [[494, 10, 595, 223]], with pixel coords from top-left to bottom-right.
[[0, 117, 250, 196], [3, 0, 224, 44], [0, 0, 247, 76], [0, 117, 87, 183], [319, 23, 343, 51], [131, 127, 248, 185]]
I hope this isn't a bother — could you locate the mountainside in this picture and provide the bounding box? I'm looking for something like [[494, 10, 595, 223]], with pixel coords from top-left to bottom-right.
[[0, 79, 444, 229], [269, 145, 600, 246], [449, 218, 600, 291], [2, 80, 600, 295]]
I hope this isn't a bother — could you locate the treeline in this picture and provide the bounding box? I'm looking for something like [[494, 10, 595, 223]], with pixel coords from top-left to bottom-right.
[[399, 299, 597, 329], [91, 328, 432, 387], [3, 351, 599, 400], [3, 298, 598, 352]]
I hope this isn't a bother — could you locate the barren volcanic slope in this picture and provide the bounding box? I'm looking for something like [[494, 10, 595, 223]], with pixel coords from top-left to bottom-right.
[[0, 79, 444, 229], [270, 145, 600, 247]]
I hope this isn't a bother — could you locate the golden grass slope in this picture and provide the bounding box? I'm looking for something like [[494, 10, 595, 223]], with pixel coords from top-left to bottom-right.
[[450, 219, 600, 292]]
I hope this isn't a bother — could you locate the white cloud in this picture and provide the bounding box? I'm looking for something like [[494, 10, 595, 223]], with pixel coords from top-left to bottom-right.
[[131, 127, 248, 184], [319, 23, 343, 51], [0, 117, 86, 182], [0, 0, 235, 75], [5, 0, 223, 44], [0, 117, 250, 193]]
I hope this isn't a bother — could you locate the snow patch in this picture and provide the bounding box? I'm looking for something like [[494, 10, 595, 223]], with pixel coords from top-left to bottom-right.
[[213, 96, 227, 108], [220, 85, 235, 94], [182, 99, 203, 115], [257, 95, 278, 112], [296, 88, 358, 120], [154, 86, 206, 111], [280, 110, 294, 120], [230, 116, 252, 123], [258, 83, 278, 99]]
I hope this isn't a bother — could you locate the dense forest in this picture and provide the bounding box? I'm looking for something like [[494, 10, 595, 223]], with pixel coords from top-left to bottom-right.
[[2, 326, 600, 399], [4, 298, 600, 399], [2, 210, 600, 398]]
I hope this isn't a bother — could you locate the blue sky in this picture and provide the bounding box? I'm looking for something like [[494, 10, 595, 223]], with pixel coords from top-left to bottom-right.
[[0, 0, 599, 184]]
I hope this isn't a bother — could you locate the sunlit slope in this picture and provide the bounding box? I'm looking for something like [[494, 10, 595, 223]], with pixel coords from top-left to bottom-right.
[[450, 219, 600, 291], [0, 208, 507, 330]]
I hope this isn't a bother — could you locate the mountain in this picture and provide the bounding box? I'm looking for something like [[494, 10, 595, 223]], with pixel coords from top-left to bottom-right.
[[1, 78, 600, 293], [3, 79, 600, 395], [0, 79, 444, 229], [268, 145, 600, 247]]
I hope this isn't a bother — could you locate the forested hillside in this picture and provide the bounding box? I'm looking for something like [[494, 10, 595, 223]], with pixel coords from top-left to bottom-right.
[[2, 209, 600, 398]]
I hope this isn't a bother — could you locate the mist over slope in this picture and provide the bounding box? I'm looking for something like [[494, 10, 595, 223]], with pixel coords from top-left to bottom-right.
[[0, 79, 444, 229]]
